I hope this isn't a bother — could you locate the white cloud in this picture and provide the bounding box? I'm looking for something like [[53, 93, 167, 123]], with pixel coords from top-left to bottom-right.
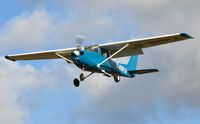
[[0, 9, 53, 51], [0, 57, 75, 124], [0, 58, 37, 124]]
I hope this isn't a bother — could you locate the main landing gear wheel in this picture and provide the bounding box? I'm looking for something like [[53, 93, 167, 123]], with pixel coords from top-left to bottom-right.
[[73, 78, 80, 87], [114, 75, 121, 82], [73, 72, 94, 87], [80, 73, 85, 81]]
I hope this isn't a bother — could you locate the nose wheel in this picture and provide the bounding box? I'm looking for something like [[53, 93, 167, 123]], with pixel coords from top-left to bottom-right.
[[80, 73, 85, 81]]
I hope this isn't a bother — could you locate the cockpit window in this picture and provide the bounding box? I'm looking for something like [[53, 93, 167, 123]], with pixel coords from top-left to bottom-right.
[[102, 50, 111, 58], [91, 48, 98, 53]]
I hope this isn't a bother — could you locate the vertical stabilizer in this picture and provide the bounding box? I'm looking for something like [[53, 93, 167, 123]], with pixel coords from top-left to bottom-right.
[[127, 55, 138, 71]]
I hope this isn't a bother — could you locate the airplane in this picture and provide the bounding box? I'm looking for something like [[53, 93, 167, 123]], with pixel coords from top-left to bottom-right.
[[5, 33, 193, 87]]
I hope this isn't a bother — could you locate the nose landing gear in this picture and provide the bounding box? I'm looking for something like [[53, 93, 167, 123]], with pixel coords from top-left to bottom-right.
[[73, 72, 94, 87], [80, 73, 85, 81]]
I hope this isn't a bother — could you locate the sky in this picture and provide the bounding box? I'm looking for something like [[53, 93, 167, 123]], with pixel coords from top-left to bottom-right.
[[0, 0, 200, 124]]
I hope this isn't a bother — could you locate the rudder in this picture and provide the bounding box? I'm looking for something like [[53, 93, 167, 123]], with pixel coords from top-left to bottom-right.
[[127, 55, 138, 71]]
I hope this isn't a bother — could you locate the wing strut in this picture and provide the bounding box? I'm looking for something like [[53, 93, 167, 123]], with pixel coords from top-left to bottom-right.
[[97, 44, 129, 68], [55, 53, 73, 63]]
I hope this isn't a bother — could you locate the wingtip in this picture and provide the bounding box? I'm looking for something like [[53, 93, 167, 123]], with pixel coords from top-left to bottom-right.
[[5, 56, 16, 62], [180, 33, 193, 39]]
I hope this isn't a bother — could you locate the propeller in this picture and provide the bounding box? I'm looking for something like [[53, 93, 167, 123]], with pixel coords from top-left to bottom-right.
[[76, 35, 85, 50]]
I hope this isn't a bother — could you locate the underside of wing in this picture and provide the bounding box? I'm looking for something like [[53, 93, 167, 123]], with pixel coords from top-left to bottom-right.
[[99, 33, 193, 58], [5, 47, 76, 62]]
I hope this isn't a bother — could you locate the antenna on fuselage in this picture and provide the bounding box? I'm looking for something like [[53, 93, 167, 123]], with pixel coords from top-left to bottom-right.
[[76, 35, 85, 50]]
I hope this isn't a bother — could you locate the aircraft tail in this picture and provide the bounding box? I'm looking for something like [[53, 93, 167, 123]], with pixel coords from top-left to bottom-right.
[[126, 55, 138, 71], [125, 55, 159, 76]]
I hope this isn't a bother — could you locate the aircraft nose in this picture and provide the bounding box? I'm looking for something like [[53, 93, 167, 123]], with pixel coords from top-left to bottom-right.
[[70, 51, 80, 58], [74, 51, 80, 56], [71, 51, 84, 57]]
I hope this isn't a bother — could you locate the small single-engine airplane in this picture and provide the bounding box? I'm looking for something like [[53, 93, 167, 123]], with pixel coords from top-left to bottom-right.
[[5, 33, 193, 87]]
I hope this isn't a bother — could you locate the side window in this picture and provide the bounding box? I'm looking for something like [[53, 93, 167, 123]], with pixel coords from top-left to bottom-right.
[[107, 51, 110, 57], [102, 52, 107, 57], [99, 48, 110, 58], [102, 50, 110, 58]]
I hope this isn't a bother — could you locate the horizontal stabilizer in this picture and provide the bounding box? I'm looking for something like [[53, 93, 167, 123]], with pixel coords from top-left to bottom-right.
[[129, 69, 159, 75]]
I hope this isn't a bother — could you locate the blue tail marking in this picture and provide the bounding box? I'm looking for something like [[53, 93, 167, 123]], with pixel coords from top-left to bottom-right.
[[126, 55, 138, 71]]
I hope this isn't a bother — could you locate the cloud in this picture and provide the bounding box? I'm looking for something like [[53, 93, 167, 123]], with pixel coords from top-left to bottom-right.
[[0, 6, 129, 52], [0, 8, 53, 51], [0, 57, 76, 124], [0, 58, 37, 124]]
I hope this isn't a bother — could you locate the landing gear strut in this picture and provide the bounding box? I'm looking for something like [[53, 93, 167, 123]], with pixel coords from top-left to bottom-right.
[[73, 72, 94, 87]]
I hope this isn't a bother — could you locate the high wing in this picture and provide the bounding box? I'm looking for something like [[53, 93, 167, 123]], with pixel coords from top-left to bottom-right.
[[5, 47, 77, 63], [99, 33, 193, 58], [5, 33, 192, 62]]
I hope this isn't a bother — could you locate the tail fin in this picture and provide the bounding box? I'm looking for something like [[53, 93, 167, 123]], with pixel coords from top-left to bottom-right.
[[126, 55, 159, 76], [126, 55, 138, 71]]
